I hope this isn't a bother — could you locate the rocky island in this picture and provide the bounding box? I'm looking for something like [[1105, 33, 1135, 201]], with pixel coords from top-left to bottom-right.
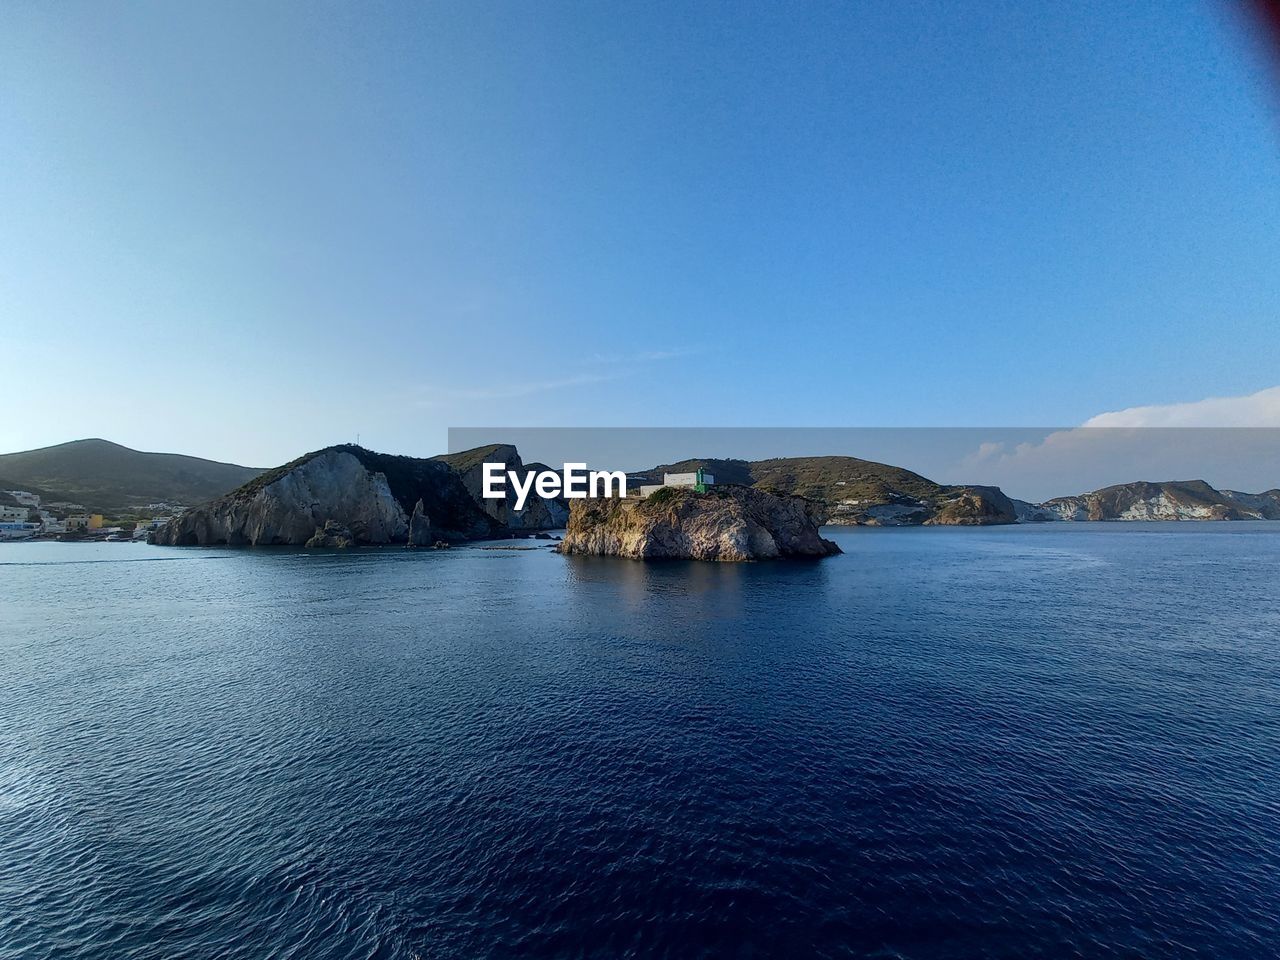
[[144, 437, 1280, 552], [151, 444, 565, 547], [557, 485, 841, 561]]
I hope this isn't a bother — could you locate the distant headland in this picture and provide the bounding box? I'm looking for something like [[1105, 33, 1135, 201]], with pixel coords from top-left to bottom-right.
[[1, 438, 1277, 551]]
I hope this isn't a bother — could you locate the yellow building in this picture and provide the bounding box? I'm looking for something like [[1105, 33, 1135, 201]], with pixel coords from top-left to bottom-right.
[[64, 514, 104, 532]]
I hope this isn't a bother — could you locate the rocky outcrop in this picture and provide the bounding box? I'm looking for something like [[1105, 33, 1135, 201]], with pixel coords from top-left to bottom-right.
[[558, 486, 841, 561], [150, 438, 1280, 550], [152, 446, 500, 546], [305, 520, 357, 548], [407, 499, 433, 547], [433, 444, 569, 530], [1220, 488, 1280, 519], [1012, 498, 1058, 522], [153, 450, 410, 545], [923, 485, 1019, 525], [1031, 480, 1274, 522]]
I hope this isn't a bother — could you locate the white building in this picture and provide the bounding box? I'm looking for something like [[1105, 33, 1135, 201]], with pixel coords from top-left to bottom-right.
[[0, 505, 31, 522], [0, 522, 38, 541], [7, 491, 40, 507], [638, 469, 716, 498]]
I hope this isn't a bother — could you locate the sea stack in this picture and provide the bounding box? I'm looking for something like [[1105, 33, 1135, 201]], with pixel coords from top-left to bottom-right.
[[558, 485, 841, 561]]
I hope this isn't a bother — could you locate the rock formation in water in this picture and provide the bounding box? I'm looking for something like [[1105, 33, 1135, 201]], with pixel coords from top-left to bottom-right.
[[305, 519, 357, 548], [152, 445, 513, 546], [433, 443, 569, 530], [557, 485, 841, 561], [149, 438, 1280, 548], [407, 498, 433, 547], [922, 485, 1020, 525], [1024, 480, 1280, 522]]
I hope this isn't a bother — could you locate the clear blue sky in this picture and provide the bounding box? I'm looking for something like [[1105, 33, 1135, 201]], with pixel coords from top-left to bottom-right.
[[3, 0, 1278, 467]]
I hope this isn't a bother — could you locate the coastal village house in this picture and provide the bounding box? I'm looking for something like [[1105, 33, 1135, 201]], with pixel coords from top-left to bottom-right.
[[638, 469, 716, 498], [63, 514, 104, 533]]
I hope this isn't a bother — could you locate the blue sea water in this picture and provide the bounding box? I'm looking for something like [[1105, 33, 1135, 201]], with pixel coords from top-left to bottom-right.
[[1, 524, 1278, 959]]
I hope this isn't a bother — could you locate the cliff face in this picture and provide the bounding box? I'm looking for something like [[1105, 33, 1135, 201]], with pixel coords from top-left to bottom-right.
[[558, 486, 841, 561], [1221, 489, 1280, 519], [153, 450, 404, 545], [433, 444, 569, 530], [1033, 480, 1277, 522], [923, 485, 1019, 525], [153, 446, 501, 546]]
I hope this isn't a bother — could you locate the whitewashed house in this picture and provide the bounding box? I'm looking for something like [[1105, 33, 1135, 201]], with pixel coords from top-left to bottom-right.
[[638, 468, 716, 497]]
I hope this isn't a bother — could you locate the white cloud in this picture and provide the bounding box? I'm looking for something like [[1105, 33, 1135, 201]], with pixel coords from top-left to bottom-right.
[[953, 386, 1280, 500], [1081, 385, 1280, 428]]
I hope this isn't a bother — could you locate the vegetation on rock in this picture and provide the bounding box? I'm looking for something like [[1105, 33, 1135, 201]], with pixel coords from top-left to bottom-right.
[[0, 438, 261, 514], [634, 456, 1016, 526]]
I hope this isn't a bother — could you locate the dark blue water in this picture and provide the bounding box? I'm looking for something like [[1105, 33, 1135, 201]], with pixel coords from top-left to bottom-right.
[[2, 525, 1278, 959]]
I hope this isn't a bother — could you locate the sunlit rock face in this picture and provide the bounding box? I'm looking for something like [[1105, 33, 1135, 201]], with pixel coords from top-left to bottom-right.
[[558, 486, 841, 562], [153, 450, 409, 546], [1037, 480, 1278, 522], [152, 446, 503, 546]]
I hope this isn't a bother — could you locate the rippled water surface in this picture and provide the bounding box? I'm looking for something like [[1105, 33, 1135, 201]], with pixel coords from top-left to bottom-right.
[[2, 525, 1279, 959]]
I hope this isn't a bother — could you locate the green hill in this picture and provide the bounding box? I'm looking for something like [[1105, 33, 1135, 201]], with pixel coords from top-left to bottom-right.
[[642, 455, 947, 502], [0, 439, 263, 514], [638, 455, 1017, 525]]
